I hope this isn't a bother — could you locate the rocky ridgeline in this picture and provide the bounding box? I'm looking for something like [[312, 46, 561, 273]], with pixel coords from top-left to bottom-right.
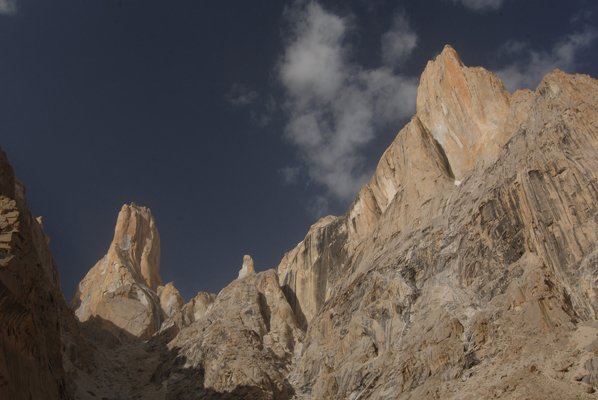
[[3, 45, 598, 399]]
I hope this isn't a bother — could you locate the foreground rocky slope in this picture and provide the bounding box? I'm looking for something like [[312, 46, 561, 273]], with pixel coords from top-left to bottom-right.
[[3, 45, 598, 399]]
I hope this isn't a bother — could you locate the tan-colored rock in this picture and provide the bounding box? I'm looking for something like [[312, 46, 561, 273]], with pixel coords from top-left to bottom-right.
[[181, 291, 215, 325], [73, 204, 164, 339], [159, 269, 302, 398], [277, 215, 346, 328], [108, 203, 162, 290], [416, 45, 511, 180], [158, 282, 184, 320], [286, 50, 598, 400], [278, 117, 454, 328], [237, 254, 255, 279]]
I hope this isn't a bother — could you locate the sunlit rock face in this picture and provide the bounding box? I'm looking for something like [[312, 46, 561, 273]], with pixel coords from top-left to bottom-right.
[[283, 50, 598, 399], [158, 282, 184, 320], [238, 254, 256, 279], [181, 291, 215, 325], [73, 204, 164, 339], [416, 45, 512, 180]]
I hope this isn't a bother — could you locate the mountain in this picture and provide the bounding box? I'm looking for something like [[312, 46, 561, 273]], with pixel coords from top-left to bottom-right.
[[2, 45, 598, 399]]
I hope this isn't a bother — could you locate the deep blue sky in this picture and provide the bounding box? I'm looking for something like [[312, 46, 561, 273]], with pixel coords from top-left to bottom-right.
[[1, 0, 597, 300]]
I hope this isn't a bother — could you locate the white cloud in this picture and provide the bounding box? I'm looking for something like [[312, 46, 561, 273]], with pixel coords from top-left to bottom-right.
[[0, 0, 16, 15], [280, 3, 347, 105], [381, 13, 418, 68], [496, 27, 597, 91], [278, 2, 417, 202], [450, 0, 505, 12]]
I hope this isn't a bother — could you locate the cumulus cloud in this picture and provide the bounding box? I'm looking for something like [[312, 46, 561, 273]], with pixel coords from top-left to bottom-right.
[[496, 27, 597, 91], [0, 0, 16, 15], [278, 2, 417, 202], [381, 13, 418, 68], [450, 0, 505, 12]]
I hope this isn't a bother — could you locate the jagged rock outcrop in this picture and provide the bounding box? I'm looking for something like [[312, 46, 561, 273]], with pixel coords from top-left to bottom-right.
[[73, 204, 164, 339], [155, 269, 302, 399], [238, 254, 256, 279], [158, 282, 184, 320], [181, 291, 215, 326], [0, 150, 71, 400]]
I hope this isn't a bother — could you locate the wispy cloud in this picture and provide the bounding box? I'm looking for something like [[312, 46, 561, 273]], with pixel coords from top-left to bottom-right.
[[278, 166, 301, 184], [449, 0, 505, 12], [225, 83, 259, 106], [278, 2, 417, 203], [0, 0, 16, 15], [381, 13, 418, 68], [496, 27, 597, 91], [307, 195, 330, 218], [225, 84, 277, 127]]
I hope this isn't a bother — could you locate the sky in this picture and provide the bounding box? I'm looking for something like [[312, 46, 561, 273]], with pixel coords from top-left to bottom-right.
[[1, 0, 597, 301]]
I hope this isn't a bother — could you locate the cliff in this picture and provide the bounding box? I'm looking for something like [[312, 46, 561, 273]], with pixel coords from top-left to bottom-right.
[[0, 150, 71, 400]]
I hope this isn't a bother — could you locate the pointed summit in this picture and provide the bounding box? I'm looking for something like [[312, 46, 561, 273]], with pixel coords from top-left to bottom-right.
[[108, 204, 162, 290], [436, 44, 464, 66], [73, 204, 164, 339], [238, 255, 256, 279], [417, 45, 511, 180]]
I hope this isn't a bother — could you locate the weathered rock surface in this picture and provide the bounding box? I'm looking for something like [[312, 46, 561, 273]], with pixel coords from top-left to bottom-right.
[[73, 204, 164, 339], [417, 45, 511, 180], [154, 268, 302, 399], [181, 291, 215, 326], [0, 150, 71, 400], [277, 50, 458, 327], [158, 282, 184, 320]]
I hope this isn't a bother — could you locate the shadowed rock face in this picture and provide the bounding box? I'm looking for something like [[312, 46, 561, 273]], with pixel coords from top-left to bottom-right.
[[4, 45, 598, 400], [0, 150, 71, 400]]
